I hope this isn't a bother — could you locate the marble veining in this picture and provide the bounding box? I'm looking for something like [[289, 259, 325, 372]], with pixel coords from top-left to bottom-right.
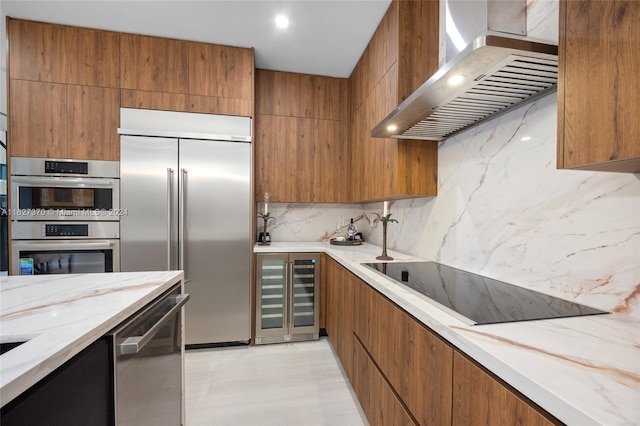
[[0, 271, 183, 407], [256, 242, 639, 425], [262, 96, 640, 320]]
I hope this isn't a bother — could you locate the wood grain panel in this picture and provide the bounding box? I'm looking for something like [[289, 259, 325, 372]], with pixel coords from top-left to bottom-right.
[[559, 0, 640, 172], [121, 89, 190, 112], [256, 70, 344, 120], [67, 86, 120, 160], [9, 79, 67, 158], [188, 42, 253, 100], [355, 279, 453, 426], [453, 352, 560, 426], [189, 95, 252, 117], [324, 257, 355, 381], [8, 19, 119, 87], [62, 26, 120, 87], [397, 140, 438, 197], [348, 0, 438, 202], [120, 34, 189, 94], [255, 114, 347, 203], [352, 338, 417, 426], [8, 19, 65, 83], [256, 70, 319, 118], [397, 0, 440, 100]]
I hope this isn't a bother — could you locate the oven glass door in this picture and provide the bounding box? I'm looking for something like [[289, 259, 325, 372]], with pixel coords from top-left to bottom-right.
[[11, 176, 119, 221], [11, 240, 120, 275]]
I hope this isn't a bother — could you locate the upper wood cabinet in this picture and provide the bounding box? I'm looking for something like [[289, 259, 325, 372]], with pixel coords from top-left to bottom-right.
[[452, 352, 559, 426], [255, 70, 350, 203], [67, 85, 120, 160], [557, 0, 640, 173], [8, 19, 119, 88], [349, 0, 439, 202], [120, 34, 189, 94], [9, 80, 119, 160], [188, 42, 253, 100], [9, 80, 67, 158]]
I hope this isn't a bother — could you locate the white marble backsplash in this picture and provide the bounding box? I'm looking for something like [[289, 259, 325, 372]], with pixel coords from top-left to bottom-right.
[[262, 93, 640, 319]]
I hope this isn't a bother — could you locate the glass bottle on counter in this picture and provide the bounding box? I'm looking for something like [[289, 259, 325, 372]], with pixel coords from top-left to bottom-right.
[[347, 218, 356, 240]]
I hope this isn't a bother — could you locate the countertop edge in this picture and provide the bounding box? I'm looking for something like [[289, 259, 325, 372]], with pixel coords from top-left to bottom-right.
[[0, 270, 184, 408], [255, 242, 635, 426]]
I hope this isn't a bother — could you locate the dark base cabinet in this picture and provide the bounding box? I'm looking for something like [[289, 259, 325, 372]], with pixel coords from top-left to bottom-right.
[[1, 338, 114, 426]]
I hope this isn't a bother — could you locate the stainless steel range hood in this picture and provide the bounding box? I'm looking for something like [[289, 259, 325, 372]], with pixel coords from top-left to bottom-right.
[[372, 0, 558, 141]]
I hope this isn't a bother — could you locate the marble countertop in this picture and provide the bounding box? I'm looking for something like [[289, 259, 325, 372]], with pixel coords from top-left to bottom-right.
[[0, 270, 184, 407], [256, 242, 640, 425]]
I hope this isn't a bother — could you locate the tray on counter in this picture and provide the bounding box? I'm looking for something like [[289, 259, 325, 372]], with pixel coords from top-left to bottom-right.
[[330, 238, 363, 246]]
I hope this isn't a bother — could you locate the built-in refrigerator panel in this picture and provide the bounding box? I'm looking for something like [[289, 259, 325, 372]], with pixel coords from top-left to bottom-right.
[[119, 110, 252, 346], [179, 139, 251, 345], [120, 136, 179, 272]]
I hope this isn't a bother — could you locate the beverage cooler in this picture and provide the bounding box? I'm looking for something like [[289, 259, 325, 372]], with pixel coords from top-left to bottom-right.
[[255, 253, 320, 345]]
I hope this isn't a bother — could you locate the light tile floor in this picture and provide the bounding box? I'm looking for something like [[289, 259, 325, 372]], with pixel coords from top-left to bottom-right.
[[185, 338, 368, 426]]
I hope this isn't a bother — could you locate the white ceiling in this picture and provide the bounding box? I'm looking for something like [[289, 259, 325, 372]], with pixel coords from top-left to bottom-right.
[[1, 0, 393, 78]]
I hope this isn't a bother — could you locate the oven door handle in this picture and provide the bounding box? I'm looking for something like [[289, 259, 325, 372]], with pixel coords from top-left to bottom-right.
[[119, 294, 190, 355], [12, 241, 115, 251], [11, 176, 117, 187]]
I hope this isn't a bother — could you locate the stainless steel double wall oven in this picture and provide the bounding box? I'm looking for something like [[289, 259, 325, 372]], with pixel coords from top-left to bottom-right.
[[10, 157, 120, 275]]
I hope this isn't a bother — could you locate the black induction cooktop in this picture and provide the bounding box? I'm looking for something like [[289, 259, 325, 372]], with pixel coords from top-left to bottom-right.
[[363, 262, 609, 325]]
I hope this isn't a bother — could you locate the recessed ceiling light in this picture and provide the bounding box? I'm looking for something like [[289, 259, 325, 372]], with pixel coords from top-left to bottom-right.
[[447, 74, 466, 86], [387, 124, 398, 132], [521, 136, 531, 141], [275, 15, 289, 29]]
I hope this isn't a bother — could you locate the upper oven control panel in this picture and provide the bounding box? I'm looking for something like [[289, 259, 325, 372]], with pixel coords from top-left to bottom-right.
[[45, 160, 89, 175], [11, 157, 119, 178]]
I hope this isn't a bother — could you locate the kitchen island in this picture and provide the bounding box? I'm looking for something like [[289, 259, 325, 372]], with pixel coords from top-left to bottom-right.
[[256, 242, 640, 425], [0, 271, 184, 408]]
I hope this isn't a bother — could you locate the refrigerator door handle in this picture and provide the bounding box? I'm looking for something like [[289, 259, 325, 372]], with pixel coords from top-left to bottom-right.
[[179, 168, 187, 274], [167, 168, 174, 270], [283, 261, 289, 335]]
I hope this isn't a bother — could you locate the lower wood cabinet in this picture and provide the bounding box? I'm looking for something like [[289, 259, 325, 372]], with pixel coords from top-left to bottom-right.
[[324, 256, 355, 380], [325, 259, 561, 426], [355, 279, 453, 426], [352, 337, 416, 426], [452, 352, 560, 426]]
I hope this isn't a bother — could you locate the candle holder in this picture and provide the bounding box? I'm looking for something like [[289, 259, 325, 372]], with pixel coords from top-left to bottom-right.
[[257, 212, 275, 245], [373, 212, 398, 261]]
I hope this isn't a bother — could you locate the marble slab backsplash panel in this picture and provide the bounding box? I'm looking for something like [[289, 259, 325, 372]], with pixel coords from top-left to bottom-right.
[[265, 94, 640, 319]]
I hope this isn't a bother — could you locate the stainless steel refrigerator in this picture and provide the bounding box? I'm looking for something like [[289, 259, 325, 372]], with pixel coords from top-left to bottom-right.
[[119, 111, 251, 346]]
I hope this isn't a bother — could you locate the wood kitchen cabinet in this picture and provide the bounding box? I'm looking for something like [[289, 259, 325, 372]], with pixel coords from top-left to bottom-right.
[[120, 33, 189, 94], [8, 80, 67, 158], [352, 337, 416, 426], [67, 85, 120, 160], [325, 259, 560, 426], [9, 80, 120, 160], [452, 352, 560, 426], [188, 42, 253, 101], [348, 0, 439, 202], [8, 19, 120, 88], [354, 278, 453, 426], [324, 256, 355, 380], [120, 36, 254, 117], [557, 0, 640, 172], [255, 70, 350, 203]]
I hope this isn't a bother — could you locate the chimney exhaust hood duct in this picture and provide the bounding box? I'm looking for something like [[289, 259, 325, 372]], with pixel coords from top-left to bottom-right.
[[372, 0, 558, 141]]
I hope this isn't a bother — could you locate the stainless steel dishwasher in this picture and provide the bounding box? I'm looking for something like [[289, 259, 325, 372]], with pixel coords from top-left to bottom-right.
[[108, 284, 189, 426]]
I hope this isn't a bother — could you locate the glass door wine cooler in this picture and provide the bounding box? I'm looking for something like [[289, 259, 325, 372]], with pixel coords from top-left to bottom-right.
[[255, 253, 320, 344]]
